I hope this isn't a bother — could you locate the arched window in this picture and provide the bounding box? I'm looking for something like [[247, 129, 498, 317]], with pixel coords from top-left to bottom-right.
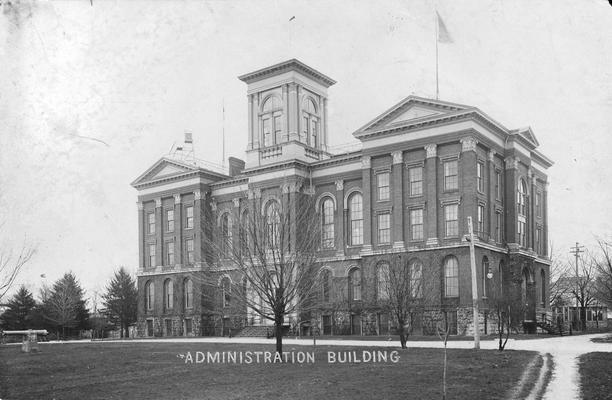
[[482, 256, 490, 298], [410, 259, 423, 298], [145, 281, 154, 311], [261, 96, 283, 147], [444, 256, 459, 298], [265, 201, 280, 247], [163, 279, 173, 309], [348, 267, 361, 301], [321, 198, 335, 249], [348, 193, 363, 246], [302, 97, 319, 147], [184, 279, 193, 310], [220, 213, 232, 257], [221, 277, 231, 308], [377, 262, 390, 300], [321, 269, 331, 302], [540, 269, 546, 306], [240, 210, 250, 255]]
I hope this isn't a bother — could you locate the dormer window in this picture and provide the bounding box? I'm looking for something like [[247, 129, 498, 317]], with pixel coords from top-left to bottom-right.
[[302, 97, 319, 148], [261, 96, 283, 147]]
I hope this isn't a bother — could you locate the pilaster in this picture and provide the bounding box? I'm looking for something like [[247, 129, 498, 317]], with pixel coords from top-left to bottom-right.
[[459, 137, 477, 238], [424, 144, 438, 246], [487, 151, 496, 243], [361, 156, 373, 253], [138, 201, 145, 268], [174, 194, 183, 265], [335, 179, 345, 256], [247, 95, 254, 150], [391, 150, 405, 249], [288, 83, 298, 141], [155, 198, 163, 267], [193, 190, 202, 263], [504, 156, 518, 247]]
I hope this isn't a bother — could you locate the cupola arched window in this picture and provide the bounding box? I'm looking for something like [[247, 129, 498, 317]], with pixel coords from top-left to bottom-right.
[[261, 96, 283, 147], [302, 97, 319, 148]]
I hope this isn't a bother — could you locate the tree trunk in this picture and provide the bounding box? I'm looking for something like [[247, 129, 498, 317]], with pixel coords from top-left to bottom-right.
[[398, 323, 407, 349], [275, 317, 283, 354]]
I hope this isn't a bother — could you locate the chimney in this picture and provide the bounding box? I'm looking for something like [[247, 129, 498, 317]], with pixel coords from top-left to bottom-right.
[[228, 157, 245, 177]]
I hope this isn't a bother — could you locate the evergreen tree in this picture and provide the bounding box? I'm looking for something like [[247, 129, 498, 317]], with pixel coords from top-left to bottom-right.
[[0, 286, 36, 330], [102, 267, 137, 338], [42, 272, 89, 338]]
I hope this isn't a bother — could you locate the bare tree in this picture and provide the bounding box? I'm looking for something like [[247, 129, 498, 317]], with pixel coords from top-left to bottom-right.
[[548, 245, 571, 309], [208, 188, 321, 354], [592, 239, 612, 315], [379, 253, 441, 349], [313, 273, 349, 335], [0, 241, 35, 302], [569, 254, 596, 331]]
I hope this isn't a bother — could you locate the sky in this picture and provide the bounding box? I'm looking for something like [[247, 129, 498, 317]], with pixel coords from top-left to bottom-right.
[[1, 0, 611, 303]]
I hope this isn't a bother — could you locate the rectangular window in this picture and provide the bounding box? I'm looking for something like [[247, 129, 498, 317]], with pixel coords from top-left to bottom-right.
[[274, 115, 282, 145], [186, 206, 194, 229], [536, 227, 542, 254], [167, 242, 175, 265], [311, 119, 318, 147], [443, 160, 458, 191], [148, 244, 156, 267], [410, 209, 424, 241], [263, 118, 272, 146], [496, 212, 503, 242], [186, 239, 194, 264], [377, 213, 391, 245], [185, 319, 193, 335], [444, 204, 459, 237], [147, 212, 155, 234], [377, 172, 390, 201], [495, 171, 502, 200], [166, 209, 174, 232], [477, 162, 484, 192], [536, 192, 542, 217], [517, 218, 526, 247], [477, 204, 485, 235], [302, 116, 309, 143], [408, 167, 423, 196]]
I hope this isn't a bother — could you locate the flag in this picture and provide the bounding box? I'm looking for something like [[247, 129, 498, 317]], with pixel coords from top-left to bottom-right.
[[184, 132, 193, 144], [436, 12, 453, 43]]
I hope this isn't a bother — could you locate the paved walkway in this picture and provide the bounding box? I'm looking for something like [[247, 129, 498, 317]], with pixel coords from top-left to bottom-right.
[[46, 333, 612, 399]]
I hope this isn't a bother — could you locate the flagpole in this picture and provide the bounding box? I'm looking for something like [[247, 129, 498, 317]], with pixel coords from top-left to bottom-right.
[[435, 9, 439, 100], [222, 98, 226, 169]]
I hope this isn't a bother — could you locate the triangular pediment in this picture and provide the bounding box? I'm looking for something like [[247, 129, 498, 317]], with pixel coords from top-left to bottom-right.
[[131, 157, 198, 187], [387, 106, 445, 125], [516, 127, 539, 147], [354, 96, 472, 136]]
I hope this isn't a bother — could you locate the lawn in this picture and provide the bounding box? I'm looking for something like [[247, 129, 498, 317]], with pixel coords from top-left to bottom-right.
[[579, 352, 612, 400], [1, 342, 537, 400]]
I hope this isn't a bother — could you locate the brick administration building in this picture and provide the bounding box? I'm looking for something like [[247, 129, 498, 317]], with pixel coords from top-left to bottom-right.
[[131, 59, 553, 337]]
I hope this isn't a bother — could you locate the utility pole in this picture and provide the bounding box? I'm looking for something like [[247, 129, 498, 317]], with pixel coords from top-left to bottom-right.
[[467, 217, 480, 349], [570, 242, 584, 277]]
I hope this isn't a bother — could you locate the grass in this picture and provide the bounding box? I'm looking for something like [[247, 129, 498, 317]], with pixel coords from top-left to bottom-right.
[[579, 352, 612, 400], [0, 342, 537, 400]]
